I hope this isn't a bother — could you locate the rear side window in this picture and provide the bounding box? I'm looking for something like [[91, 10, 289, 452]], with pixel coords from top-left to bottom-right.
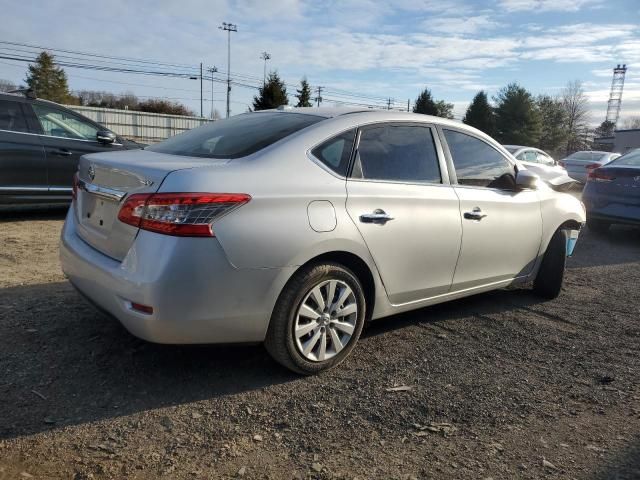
[[444, 129, 515, 188], [148, 112, 324, 159], [354, 125, 441, 183], [0, 100, 29, 133], [311, 129, 356, 176]]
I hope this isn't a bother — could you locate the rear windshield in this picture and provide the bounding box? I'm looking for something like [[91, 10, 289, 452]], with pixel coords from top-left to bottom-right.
[[566, 151, 605, 161], [610, 150, 640, 167], [147, 112, 324, 159], [504, 146, 519, 154]]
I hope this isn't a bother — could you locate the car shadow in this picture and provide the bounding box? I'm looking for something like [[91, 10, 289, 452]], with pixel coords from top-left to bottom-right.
[[592, 438, 640, 480], [0, 281, 298, 440], [0, 205, 69, 222], [0, 278, 553, 441]]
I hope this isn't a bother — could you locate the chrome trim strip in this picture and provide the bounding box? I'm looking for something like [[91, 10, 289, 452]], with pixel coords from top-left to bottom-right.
[[0, 186, 48, 192], [0, 128, 123, 146], [49, 187, 73, 192], [77, 179, 126, 202]]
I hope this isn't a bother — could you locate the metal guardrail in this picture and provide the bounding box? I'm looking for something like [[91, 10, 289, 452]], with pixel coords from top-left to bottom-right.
[[65, 105, 212, 144]]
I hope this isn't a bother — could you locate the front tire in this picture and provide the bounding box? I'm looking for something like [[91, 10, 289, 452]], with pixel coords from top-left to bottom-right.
[[533, 229, 567, 299], [265, 262, 366, 375]]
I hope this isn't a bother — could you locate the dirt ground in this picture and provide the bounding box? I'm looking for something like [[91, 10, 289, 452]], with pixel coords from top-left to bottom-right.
[[0, 207, 639, 480]]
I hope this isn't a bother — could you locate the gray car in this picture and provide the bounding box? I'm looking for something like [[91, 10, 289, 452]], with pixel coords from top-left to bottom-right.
[[60, 108, 585, 374], [560, 150, 621, 184]]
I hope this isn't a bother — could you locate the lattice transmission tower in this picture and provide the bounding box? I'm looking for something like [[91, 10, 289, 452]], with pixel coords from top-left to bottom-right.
[[605, 64, 627, 127]]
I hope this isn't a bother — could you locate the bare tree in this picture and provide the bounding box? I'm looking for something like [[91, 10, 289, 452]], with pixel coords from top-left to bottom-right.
[[561, 80, 590, 155], [621, 116, 640, 129], [0, 79, 18, 92]]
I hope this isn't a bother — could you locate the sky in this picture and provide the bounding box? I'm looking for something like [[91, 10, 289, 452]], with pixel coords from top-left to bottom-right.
[[0, 0, 639, 125]]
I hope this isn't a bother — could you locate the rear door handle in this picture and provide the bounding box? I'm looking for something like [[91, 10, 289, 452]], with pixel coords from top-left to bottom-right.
[[463, 207, 487, 221], [360, 209, 394, 224], [51, 149, 73, 157]]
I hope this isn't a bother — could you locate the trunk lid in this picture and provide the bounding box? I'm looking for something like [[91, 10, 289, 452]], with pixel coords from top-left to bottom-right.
[[591, 166, 640, 205], [75, 149, 226, 260]]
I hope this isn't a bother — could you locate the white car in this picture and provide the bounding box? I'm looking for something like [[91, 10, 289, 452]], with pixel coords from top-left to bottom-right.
[[504, 145, 575, 191], [60, 108, 586, 374], [559, 151, 621, 184]]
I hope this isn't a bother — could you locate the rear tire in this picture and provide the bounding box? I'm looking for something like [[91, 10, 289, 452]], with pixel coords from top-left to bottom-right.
[[265, 262, 366, 375], [533, 229, 567, 299], [587, 217, 610, 233]]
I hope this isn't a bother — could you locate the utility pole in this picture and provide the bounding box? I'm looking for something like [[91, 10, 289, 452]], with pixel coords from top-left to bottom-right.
[[386, 98, 393, 110], [207, 66, 218, 119], [200, 63, 203, 117], [407, 99, 410, 112], [260, 51, 271, 86], [219, 22, 237, 118], [315, 86, 323, 108]]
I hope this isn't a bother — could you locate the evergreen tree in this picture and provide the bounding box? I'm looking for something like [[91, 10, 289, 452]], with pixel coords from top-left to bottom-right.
[[493, 83, 541, 145], [413, 87, 454, 118], [295, 77, 312, 107], [463, 90, 495, 136], [594, 120, 615, 137], [412, 88, 438, 115], [25, 51, 72, 103], [536, 94, 567, 156], [253, 72, 289, 111]]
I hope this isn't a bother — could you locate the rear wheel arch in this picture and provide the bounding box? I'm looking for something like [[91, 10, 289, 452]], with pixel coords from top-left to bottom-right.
[[279, 251, 376, 321]]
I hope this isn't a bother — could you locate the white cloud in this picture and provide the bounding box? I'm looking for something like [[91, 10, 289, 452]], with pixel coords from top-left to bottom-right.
[[497, 0, 602, 12], [426, 15, 502, 35]]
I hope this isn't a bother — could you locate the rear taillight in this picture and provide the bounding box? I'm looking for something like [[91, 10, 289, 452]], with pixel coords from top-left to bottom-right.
[[587, 169, 614, 183], [72, 173, 79, 200], [117, 193, 250, 237], [585, 163, 601, 171]]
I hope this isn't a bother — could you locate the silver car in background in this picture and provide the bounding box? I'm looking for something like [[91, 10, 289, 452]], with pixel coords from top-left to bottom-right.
[[60, 108, 585, 374], [503, 145, 575, 191], [559, 150, 621, 184]]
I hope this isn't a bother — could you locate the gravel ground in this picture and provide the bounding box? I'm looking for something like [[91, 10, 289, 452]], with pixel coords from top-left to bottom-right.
[[0, 207, 639, 480]]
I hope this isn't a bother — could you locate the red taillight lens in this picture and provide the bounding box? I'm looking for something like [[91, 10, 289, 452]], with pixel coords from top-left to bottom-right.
[[72, 173, 79, 200], [585, 163, 601, 170], [117, 193, 250, 237], [588, 169, 614, 182]]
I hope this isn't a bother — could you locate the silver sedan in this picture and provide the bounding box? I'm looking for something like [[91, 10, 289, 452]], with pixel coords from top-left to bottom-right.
[[60, 108, 585, 374]]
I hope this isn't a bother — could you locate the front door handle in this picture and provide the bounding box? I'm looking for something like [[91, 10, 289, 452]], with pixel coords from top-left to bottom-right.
[[464, 207, 487, 221], [360, 209, 394, 224], [51, 149, 73, 157]]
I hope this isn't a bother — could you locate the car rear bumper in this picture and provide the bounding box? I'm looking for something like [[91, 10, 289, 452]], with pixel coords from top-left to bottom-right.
[[60, 208, 293, 344], [566, 170, 588, 183], [583, 192, 640, 225]]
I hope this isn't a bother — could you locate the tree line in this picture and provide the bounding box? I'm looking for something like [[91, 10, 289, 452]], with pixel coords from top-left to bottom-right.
[[3, 51, 638, 153]]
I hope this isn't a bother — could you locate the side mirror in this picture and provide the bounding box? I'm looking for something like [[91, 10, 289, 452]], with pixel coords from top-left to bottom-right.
[[97, 130, 116, 144], [515, 169, 539, 190]]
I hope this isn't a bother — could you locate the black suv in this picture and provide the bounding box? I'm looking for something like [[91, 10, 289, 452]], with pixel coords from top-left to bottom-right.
[[0, 92, 141, 205]]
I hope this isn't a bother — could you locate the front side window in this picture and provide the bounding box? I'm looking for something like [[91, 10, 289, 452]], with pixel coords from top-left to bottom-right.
[[148, 112, 324, 159], [443, 129, 515, 188], [32, 104, 99, 140], [0, 100, 29, 133], [311, 129, 356, 176], [354, 124, 441, 183]]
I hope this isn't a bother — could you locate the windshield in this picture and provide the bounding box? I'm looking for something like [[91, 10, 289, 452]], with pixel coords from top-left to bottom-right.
[[609, 149, 640, 167], [566, 151, 605, 161], [147, 112, 325, 159]]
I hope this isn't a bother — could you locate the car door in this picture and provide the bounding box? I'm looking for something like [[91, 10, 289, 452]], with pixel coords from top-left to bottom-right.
[[27, 103, 124, 192], [441, 128, 542, 291], [345, 123, 462, 305], [0, 98, 48, 198]]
